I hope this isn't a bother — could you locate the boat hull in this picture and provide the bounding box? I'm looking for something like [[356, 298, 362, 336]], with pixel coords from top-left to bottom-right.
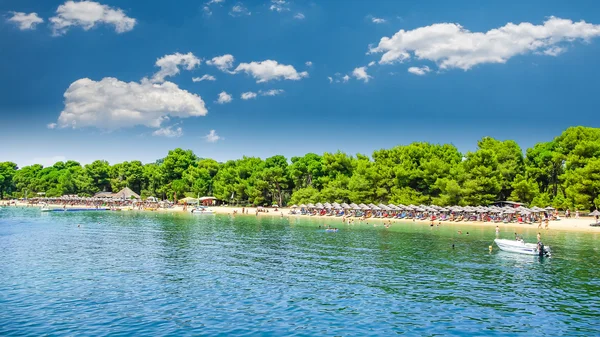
[[494, 239, 551, 256]]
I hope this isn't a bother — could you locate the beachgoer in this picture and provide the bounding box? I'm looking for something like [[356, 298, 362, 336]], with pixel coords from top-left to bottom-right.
[[538, 218, 543, 229], [495, 226, 499, 234], [575, 209, 580, 219], [537, 232, 541, 242], [466, 232, 469, 235], [545, 218, 549, 230], [458, 230, 462, 235]]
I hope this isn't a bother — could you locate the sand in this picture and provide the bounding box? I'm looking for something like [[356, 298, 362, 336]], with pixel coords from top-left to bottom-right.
[[7, 202, 600, 233]]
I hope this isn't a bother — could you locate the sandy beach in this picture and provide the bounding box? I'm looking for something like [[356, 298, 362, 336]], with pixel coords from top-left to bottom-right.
[[8, 202, 600, 234]]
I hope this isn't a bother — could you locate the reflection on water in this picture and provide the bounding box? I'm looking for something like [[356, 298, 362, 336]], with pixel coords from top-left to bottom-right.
[[0, 207, 599, 336]]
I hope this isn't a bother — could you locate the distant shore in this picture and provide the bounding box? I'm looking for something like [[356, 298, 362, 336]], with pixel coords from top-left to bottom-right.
[[6, 201, 600, 233]]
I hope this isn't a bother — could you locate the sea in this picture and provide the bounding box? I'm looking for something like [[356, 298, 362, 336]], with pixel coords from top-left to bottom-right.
[[1, 207, 599, 336]]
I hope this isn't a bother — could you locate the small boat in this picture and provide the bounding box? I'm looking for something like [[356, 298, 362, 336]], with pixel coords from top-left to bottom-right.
[[191, 205, 215, 215], [494, 239, 551, 257]]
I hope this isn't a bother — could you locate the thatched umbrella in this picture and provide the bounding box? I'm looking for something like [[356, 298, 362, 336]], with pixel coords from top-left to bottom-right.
[[589, 210, 600, 216]]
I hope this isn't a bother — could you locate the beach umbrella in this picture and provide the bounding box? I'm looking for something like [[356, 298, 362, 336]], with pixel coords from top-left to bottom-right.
[[307, 203, 315, 208], [341, 203, 350, 209], [315, 203, 324, 209], [503, 209, 516, 214], [349, 203, 358, 208], [291, 205, 298, 208], [589, 210, 600, 216], [299, 204, 307, 208], [323, 202, 332, 208], [545, 206, 555, 210]]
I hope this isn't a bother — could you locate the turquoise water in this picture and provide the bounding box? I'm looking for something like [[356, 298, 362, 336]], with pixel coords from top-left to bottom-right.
[[1, 207, 599, 336]]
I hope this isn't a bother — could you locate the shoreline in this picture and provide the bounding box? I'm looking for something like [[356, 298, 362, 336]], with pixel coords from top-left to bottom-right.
[[7, 202, 600, 233]]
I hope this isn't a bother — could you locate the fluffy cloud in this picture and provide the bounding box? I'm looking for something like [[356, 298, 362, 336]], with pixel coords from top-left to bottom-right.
[[541, 46, 565, 56], [241, 89, 283, 99], [305, 61, 313, 67], [50, 1, 136, 35], [7, 12, 44, 30], [55, 77, 207, 130], [152, 52, 201, 83], [352, 67, 372, 82], [294, 13, 305, 20], [206, 54, 235, 71], [407, 66, 431, 76], [327, 76, 333, 83], [234, 60, 308, 83], [270, 0, 289, 12], [47, 123, 57, 129], [204, 130, 221, 143], [342, 74, 350, 82], [229, 3, 250, 16], [261, 89, 284, 96], [368, 61, 376, 67], [372, 17, 386, 24], [192, 74, 216, 82], [369, 16, 600, 71], [152, 125, 183, 138], [241, 91, 257, 100], [217, 91, 232, 104], [207, 0, 225, 4]]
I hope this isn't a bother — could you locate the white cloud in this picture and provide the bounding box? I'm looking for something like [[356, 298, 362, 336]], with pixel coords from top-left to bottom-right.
[[206, 54, 235, 71], [229, 3, 250, 16], [368, 61, 376, 67], [234, 60, 308, 83], [294, 13, 305, 20], [241, 91, 257, 100], [204, 0, 225, 15], [50, 1, 136, 36], [305, 61, 313, 67], [204, 130, 221, 143], [342, 75, 350, 82], [369, 16, 600, 71], [261, 89, 284, 96], [152, 52, 201, 83], [541, 46, 566, 56], [55, 77, 207, 130], [47, 123, 57, 129], [152, 125, 183, 138], [270, 0, 289, 12], [217, 91, 232, 104], [7, 12, 44, 30], [327, 76, 333, 83], [192, 74, 217, 82], [407, 66, 431, 76], [29, 156, 68, 167], [352, 67, 372, 82], [372, 17, 386, 24]]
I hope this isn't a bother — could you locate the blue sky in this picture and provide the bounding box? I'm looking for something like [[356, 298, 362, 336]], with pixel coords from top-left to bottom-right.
[[2, 0, 600, 167]]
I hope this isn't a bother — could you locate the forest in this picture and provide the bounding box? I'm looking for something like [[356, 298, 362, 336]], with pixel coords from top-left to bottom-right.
[[1, 126, 599, 210]]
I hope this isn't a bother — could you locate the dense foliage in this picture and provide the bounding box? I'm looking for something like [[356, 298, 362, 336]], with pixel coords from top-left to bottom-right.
[[2, 127, 600, 209]]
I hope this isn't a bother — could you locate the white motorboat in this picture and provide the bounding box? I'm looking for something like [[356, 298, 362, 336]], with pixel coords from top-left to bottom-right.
[[191, 206, 215, 215], [41, 204, 52, 212], [494, 239, 551, 257]]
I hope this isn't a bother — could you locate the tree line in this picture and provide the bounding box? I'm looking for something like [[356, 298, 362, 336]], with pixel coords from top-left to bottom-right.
[[1, 126, 599, 210]]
